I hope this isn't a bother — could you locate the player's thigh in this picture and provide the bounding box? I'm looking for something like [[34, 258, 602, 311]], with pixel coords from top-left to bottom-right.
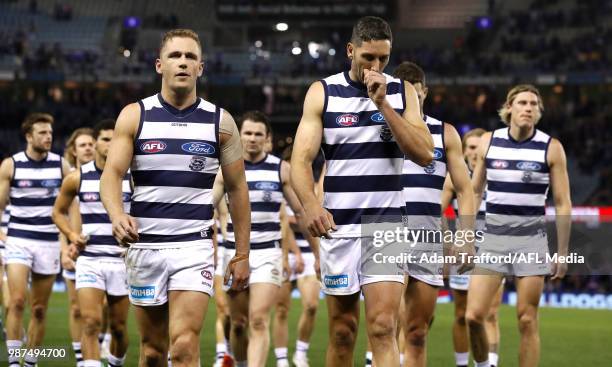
[[133, 304, 169, 347], [363, 280, 403, 318], [325, 292, 360, 330], [65, 278, 78, 306], [297, 275, 320, 307], [78, 287, 105, 322], [276, 280, 293, 310], [213, 275, 229, 315], [227, 289, 249, 324], [403, 278, 438, 325], [6, 263, 29, 299], [249, 282, 279, 318], [29, 272, 56, 307], [488, 281, 504, 316], [452, 289, 468, 318], [466, 272, 504, 318], [168, 290, 211, 338], [515, 275, 544, 317], [107, 294, 130, 327]]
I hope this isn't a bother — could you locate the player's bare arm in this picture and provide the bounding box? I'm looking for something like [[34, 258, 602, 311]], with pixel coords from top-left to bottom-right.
[[547, 138, 572, 280], [0, 157, 13, 242], [363, 70, 433, 165], [218, 109, 251, 291], [100, 102, 140, 245], [444, 123, 476, 272], [52, 170, 88, 254], [291, 81, 336, 238], [471, 131, 492, 211]]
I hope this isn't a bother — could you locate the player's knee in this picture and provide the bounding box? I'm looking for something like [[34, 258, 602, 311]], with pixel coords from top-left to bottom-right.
[[110, 319, 127, 342], [250, 314, 269, 332], [303, 301, 318, 318], [171, 332, 198, 363], [368, 312, 396, 341], [275, 303, 289, 321], [82, 314, 102, 336], [30, 303, 47, 322], [70, 303, 82, 320], [486, 311, 498, 324], [454, 313, 467, 327], [231, 316, 248, 337], [406, 323, 428, 348], [9, 295, 26, 314], [330, 316, 358, 351], [142, 344, 166, 367], [465, 309, 486, 328], [518, 310, 538, 334]]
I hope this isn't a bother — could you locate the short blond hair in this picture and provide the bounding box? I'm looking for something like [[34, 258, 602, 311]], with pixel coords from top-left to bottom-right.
[[159, 28, 201, 56], [462, 128, 487, 152], [498, 84, 544, 125]]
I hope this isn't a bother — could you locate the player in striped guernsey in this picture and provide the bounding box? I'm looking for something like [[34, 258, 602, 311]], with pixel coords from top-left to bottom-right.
[[213, 111, 308, 367], [53, 119, 132, 367], [0, 113, 72, 367], [62, 126, 96, 367], [292, 17, 434, 367], [467, 85, 571, 367], [100, 29, 251, 367], [440, 128, 504, 367], [393, 62, 475, 367]]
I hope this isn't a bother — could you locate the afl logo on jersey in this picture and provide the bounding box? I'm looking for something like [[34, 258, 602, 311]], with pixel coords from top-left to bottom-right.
[[517, 161, 541, 171], [371, 112, 385, 123], [82, 192, 99, 202], [336, 114, 359, 127], [491, 160, 509, 169], [16, 180, 33, 188], [181, 142, 215, 156], [140, 140, 167, 154]]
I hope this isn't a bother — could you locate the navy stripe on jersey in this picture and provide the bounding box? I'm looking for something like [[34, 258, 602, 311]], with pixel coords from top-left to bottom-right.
[[400, 174, 446, 190], [8, 215, 55, 225], [485, 159, 550, 173], [225, 239, 279, 250], [403, 202, 443, 216], [486, 203, 545, 216], [130, 201, 214, 220], [81, 251, 122, 258], [13, 160, 61, 169], [87, 235, 118, 246], [245, 162, 278, 171], [132, 170, 216, 189], [486, 222, 546, 237], [490, 137, 548, 151], [487, 181, 549, 194], [323, 111, 401, 129], [137, 229, 213, 244], [324, 175, 401, 193], [11, 179, 62, 188], [322, 142, 404, 160], [134, 138, 217, 156], [227, 222, 281, 233], [251, 202, 282, 212], [327, 207, 403, 226], [9, 197, 56, 206], [7, 228, 58, 241], [81, 213, 111, 224]]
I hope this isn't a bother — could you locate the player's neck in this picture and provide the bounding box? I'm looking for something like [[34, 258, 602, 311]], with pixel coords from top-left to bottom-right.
[[244, 151, 266, 163], [94, 155, 106, 171], [160, 87, 197, 111], [25, 146, 48, 161], [508, 124, 535, 142]]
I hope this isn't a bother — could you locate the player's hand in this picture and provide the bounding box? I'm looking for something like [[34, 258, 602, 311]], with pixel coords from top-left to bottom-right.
[[282, 256, 291, 281], [550, 257, 568, 280], [304, 204, 336, 239], [68, 232, 88, 251], [364, 69, 387, 107], [294, 252, 305, 274], [225, 252, 249, 291], [111, 214, 139, 246], [0, 231, 7, 243], [454, 242, 476, 274], [61, 249, 76, 270]]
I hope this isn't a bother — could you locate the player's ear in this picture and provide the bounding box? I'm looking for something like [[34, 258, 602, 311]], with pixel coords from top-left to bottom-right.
[[155, 58, 162, 75], [197, 60, 204, 77], [346, 42, 354, 60]]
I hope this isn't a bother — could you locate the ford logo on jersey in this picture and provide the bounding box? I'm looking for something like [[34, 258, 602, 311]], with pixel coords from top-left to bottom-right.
[[140, 140, 167, 153], [491, 160, 509, 169], [371, 112, 385, 122], [336, 114, 359, 127], [255, 182, 279, 191], [517, 161, 542, 171], [41, 179, 60, 188], [433, 148, 443, 160], [181, 142, 216, 155]]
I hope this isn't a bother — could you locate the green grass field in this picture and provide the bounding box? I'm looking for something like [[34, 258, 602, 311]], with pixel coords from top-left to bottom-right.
[[2, 292, 612, 366]]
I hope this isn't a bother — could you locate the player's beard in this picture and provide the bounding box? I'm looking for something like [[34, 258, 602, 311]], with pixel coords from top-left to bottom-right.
[[32, 141, 50, 154]]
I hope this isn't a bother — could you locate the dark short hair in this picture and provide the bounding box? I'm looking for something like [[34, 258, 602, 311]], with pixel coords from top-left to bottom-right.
[[351, 16, 392, 46], [393, 61, 426, 86], [93, 119, 116, 140], [21, 113, 54, 137], [239, 110, 272, 136]]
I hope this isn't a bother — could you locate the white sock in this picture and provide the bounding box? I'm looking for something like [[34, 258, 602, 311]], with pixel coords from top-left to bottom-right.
[[73, 341, 84, 366], [475, 360, 490, 367], [7, 339, 23, 365], [83, 360, 103, 367], [295, 340, 309, 359], [216, 342, 227, 360], [98, 333, 105, 345], [489, 352, 499, 366], [107, 353, 127, 367], [365, 351, 373, 367], [167, 352, 173, 367], [399, 353, 405, 366], [23, 353, 38, 367], [275, 347, 288, 361], [455, 351, 469, 366]]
